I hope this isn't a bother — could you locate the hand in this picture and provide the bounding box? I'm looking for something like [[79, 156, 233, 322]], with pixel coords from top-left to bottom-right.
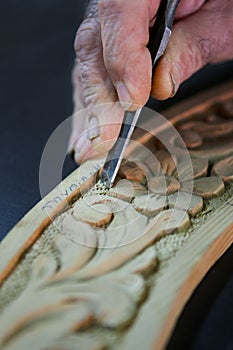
[[69, 0, 233, 164]]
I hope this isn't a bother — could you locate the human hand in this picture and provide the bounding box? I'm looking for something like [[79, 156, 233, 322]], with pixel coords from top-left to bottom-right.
[[69, 0, 233, 164]]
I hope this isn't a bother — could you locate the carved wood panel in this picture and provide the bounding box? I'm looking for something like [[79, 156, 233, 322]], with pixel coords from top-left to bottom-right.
[[0, 81, 233, 350]]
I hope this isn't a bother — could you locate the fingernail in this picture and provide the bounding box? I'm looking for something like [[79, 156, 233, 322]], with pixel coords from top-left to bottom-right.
[[67, 143, 74, 155], [68, 147, 75, 160], [75, 132, 88, 151], [170, 73, 177, 97], [87, 116, 99, 141], [115, 81, 132, 110], [170, 64, 180, 97]]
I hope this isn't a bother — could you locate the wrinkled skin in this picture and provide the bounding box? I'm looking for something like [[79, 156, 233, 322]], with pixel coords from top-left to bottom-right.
[[69, 0, 233, 164]]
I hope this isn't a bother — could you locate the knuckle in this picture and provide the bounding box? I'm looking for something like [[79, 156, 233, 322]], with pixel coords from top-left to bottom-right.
[[74, 19, 100, 60], [99, 0, 124, 19]]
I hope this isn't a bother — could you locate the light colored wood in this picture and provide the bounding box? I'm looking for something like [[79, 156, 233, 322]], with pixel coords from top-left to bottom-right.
[[0, 81, 233, 350]]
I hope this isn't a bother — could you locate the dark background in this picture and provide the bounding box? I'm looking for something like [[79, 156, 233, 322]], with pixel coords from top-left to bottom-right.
[[0, 1, 232, 349]]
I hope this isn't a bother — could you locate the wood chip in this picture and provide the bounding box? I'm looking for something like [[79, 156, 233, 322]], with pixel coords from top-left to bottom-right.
[[168, 192, 203, 217], [148, 175, 180, 195], [211, 156, 233, 182], [108, 179, 147, 202], [72, 198, 113, 228], [184, 176, 225, 199], [133, 194, 167, 217]]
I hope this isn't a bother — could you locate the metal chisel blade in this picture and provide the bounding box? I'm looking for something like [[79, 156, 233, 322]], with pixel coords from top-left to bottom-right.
[[100, 108, 142, 188]]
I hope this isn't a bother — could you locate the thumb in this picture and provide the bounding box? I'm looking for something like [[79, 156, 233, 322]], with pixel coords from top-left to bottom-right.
[[152, 0, 233, 100]]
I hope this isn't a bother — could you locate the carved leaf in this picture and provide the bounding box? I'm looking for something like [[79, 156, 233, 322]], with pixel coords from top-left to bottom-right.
[[52, 334, 106, 350], [76, 205, 148, 278], [0, 272, 145, 349], [122, 246, 158, 277], [31, 254, 57, 282], [0, 289, 92, 349], [51, 231, 96, 278], [212, 156, 233, 182]]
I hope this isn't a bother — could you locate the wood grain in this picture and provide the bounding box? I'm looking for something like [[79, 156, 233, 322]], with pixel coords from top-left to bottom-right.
[[0, 81, 233, 350]]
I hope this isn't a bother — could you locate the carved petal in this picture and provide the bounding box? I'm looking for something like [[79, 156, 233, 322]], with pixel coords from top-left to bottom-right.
[[191, 157, 209, 179], [148, 176, 180, 195], [155, 150, 177, 176], [173, 129, 203, 149], [90, 277, 140, 328], [212, 156, 233, 182], [133, 194, 167, 217], [152, 209, 190, 233], [184, 177, 225, 199], [119, 160, 148, 184], [168, 192, 203, 217], [72, 199, 113, 228], [175, 157, 208, 183], [108, 179, 147, 202]]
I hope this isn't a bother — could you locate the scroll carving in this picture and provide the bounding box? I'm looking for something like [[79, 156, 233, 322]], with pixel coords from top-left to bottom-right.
[[0, 85, 233, 350]]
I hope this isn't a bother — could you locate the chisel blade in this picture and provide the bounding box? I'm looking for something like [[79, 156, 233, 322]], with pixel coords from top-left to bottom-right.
[[100, 108, 142, 188]]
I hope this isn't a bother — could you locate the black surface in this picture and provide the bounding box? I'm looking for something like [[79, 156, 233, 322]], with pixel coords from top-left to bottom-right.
[[0, 1, 233, 349]]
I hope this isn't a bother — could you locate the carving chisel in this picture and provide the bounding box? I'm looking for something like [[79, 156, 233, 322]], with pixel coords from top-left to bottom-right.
[[100, 0, 181, 188]]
